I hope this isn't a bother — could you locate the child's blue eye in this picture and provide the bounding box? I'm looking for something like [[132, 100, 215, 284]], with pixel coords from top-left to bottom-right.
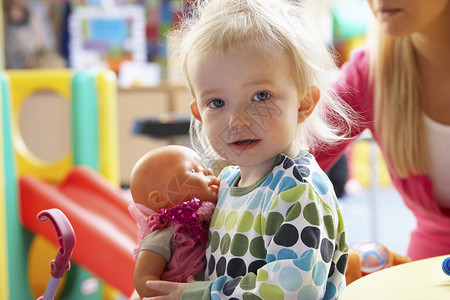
[[252, 92, 270, 102], [208, 99, 225, 108], [189, 168, 196, 173]]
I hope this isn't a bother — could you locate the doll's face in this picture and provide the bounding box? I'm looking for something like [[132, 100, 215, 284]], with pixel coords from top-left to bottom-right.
[[165, 154, 219, 206], [130, 145, 219, 211]]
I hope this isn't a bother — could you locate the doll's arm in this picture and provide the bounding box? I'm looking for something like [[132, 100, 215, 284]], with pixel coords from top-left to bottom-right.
[[134, 250, 168, 298]]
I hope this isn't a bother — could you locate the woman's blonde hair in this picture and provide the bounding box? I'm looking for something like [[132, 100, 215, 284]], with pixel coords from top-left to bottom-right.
[[370, 28, 430, 178], [170, 0, 355, 161]]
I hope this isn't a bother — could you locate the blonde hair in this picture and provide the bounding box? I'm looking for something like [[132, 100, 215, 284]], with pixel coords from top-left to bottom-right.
[[170, 0, 355, 161], [370, 28, 429, 178]]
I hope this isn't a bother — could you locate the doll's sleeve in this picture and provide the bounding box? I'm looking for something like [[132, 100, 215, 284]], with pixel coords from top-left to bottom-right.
[[140, 226, 174, 262]]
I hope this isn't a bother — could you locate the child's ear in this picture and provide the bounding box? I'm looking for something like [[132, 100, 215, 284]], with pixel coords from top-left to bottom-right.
[[147, 191, 169, 210], [190, 100, 202, 123], [297, 86, 320, 124]]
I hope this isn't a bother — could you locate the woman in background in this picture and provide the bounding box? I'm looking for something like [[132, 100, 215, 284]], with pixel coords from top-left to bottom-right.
[[315, 0, 450, 260]]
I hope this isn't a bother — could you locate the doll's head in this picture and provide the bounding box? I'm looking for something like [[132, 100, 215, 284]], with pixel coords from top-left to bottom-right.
[[129, 145, 219, 211]]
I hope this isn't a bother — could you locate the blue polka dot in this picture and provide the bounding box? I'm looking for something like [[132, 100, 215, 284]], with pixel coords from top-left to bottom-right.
[[312, 261, 327, 286], [297, 285, 318, 300], [269, 170, 284, 190], [261, 192, 274, 212], [261, 172, 273, 187], [211, 276, 228, 291], [247, 190, 264, 209], [312, 172, 329, 195], [323, 282, 336, 300], [231, 195, 247, 210], [280, 267, 302, 291], [277, 248, 298, 260], [267, 254, 276, 263], [293, 249, 314, 271], [211, 294, 221, 300], [266, 261, 281, 273], [277, 177, 297, 194]]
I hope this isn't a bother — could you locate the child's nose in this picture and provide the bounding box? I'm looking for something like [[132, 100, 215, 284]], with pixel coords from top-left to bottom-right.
[[229, 109, 252, 128]]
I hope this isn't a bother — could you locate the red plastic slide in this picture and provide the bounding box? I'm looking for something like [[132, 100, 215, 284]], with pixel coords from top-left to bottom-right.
[[19, 166, 136, 297]]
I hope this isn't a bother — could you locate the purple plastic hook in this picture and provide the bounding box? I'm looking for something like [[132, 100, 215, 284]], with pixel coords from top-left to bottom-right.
[[37, 208, 76, 279]]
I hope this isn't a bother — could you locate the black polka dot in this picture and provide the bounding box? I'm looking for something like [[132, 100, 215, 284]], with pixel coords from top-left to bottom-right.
[[208, 254, 215, 276], [283, 158, 294, 169], [337, 253, 348, 274], [217, 256, 227, 277], [328, 261, 335, 278], [301, 226, 321, 249], [224, 277, 241, 296], [248, 260, 266, 274], [320, 238, 334, 263], [274, 224, 299, 247], [227, 258, 247, 277], [293, 165, 310, 181]]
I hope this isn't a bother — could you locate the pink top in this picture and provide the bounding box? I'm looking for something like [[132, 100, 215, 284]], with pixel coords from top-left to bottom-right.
[[314, 47, 450, 260], [129, 199, 215, 282]]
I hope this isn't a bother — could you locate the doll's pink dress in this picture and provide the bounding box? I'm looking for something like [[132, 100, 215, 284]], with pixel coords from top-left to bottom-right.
[[129, 198, 215, 282]]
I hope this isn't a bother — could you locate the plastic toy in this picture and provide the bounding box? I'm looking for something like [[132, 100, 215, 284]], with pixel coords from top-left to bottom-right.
[[36, 209, 75, 300], [346, 240, 412, 285], [128, 145, 219, 298], [442, 257, 450, 276], [1, 69, 130, 299]]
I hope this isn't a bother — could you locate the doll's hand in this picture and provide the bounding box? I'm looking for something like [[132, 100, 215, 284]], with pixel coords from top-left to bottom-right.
[[142, 280, 191, 300]]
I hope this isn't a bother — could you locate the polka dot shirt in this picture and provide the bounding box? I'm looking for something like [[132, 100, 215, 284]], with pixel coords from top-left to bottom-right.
[[188, 151, 348, 300]]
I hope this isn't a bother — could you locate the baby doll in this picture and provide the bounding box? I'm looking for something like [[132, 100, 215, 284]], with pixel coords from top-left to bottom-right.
[[128, 145, 219, 298]]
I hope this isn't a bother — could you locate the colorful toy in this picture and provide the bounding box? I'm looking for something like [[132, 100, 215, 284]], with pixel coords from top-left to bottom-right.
[[1, 69, 131, 299], [128, 145, 218, 298], [346, 240, 412, 285], [442, 257, 450, 276], [36, 209, 75, 300]]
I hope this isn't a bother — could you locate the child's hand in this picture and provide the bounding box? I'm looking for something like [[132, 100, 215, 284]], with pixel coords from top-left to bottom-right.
[[142, 280, 191, 299]]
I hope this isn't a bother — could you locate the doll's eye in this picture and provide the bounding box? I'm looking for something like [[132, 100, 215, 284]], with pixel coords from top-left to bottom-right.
[[189, 168, 196, 173]]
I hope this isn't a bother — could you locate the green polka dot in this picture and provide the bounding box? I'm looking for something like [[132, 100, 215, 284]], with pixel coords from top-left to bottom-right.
[[240, 273, 257, 290], [256, 269, 269, 281], [250, 236, 267, 259], [280, 184, 305, 203], [243, 293, 263, 300], [253, 214, 266, 235], [225, 211, 238, 231], [206, 231, 211, 248], [269, 196, 279, 211], [220, 233, 231, 255], [337, 209, 345, 233], [323, 215, 335, 239], [303, 203, 320, 225], [322, 202, 332, 214], [210, 231, 220, 252], [236, 210, 255, 233], [259, 283, 284, 300], [308, 187, 317, 200], [339, 232, 348, 252], [215, 210, 226, 230], [265, 212, 283, 235], [230, 234, 249, 256], [210, 208, 219, 227], [285, 202, 301, 222]]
